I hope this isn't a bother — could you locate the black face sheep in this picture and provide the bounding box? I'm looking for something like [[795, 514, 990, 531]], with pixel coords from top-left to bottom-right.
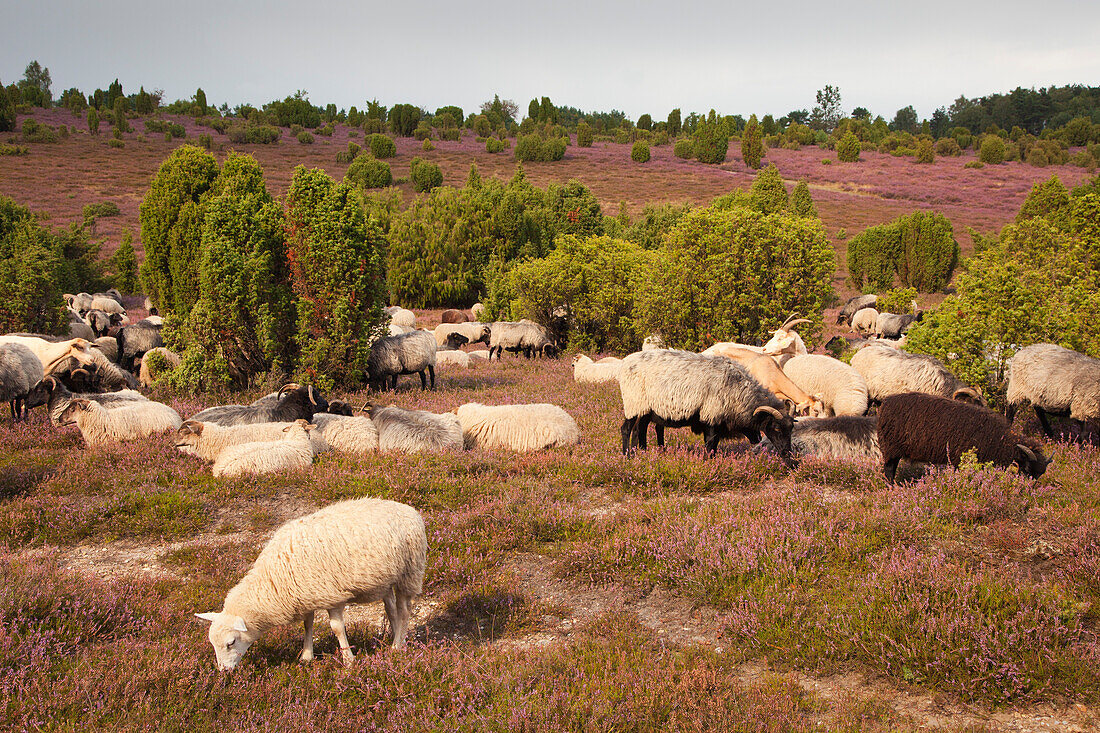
[[59, 397, 182, 447], [326, 400, 355, 416], [115, 320, 164, 372], [851, 344, 983, 406], [367, 330, 437, 391], [434, 322, 491, 349], [0, 343, 43, 421], [196, 497, 426, 670], [488, 321, 557, 360], [877, 392, 1050, 483], [190, 385, 328, 426], [770, 415, 882, 463], [875, 312, 920, 340], [24, 375, 148, 425], [1006, 343, 1100, 440], [617, 349, 795, 464], [836, 294, 878, 325]]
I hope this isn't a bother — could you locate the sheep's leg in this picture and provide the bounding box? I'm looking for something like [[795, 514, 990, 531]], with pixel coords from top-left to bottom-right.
[[1005, 401, 1018, 424], [9, 399, 17, 422], [884, 457, 900, 483], [427, 365, 435, 390], [655, 422, 665, 448], [702, 424, 724, 454], [620, 417, 635, 454], [328, 604, 354, 665], [390, 374, 398, 391], [636, 414, 651, 450], [1033, 406, 1055, 438], [386, 588, 411, 649], [383, 587, 398, 642], [419, 369, 427, 390], [300, 610, 315, 662]]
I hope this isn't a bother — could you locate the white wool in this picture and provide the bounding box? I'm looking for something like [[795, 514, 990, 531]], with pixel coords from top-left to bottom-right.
[[456, 402, 580, 452], [371, 405, 463, 453], [64, 399, 182, 447], [434, 322, 491, 348], [0, 335, 96, 374], [212, 424, 314, 477], [310, 413, 379, 454], [387, 308, 417, 328], [435, 350, 471, 368], [781, 354, 868, 417], [176, 420, 326, 461], [200, 498, 427, 669], [572, 354, 621, 384], [467, 349, 490, 361]]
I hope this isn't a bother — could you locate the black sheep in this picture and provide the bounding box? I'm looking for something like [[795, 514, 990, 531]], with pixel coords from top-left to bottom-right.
[[190, 385, 328, 426], [877, 392, 1050, 482]]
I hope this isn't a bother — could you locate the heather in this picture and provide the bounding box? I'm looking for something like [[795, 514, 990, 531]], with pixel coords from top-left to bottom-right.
[[1, 351, 1098, 728]]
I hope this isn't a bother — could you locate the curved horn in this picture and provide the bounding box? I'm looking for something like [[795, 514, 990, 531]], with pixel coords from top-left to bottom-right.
[[783, 398, 797, 416], [42, 375, 58, 389], [781, 318, 811, 332], [71, 368, 91, 379], [952, 387, 980, 402], [780, 313, 801, 330], [308, 385, 317, 406], [753, 405, 784, 421], [277, 383, 300, 399], [1016, 444, 1037, 463]]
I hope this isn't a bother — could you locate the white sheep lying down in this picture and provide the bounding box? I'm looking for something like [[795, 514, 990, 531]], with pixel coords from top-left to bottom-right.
[[212, 420, 315, 477], [456, 402, 580, 452], [196, 497, 427, 669], [572, 354, 621, 384], [310, 413, 379, 454], [175, 419, 326, 461], [59, 398, 182, 447]]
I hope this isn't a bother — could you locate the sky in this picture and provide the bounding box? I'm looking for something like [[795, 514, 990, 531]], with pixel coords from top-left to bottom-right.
[[2, 0, 1098, 122]]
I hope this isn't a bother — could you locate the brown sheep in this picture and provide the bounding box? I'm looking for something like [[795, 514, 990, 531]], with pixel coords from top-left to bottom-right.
[[877, 392, 1050, 483], [440, 309, 471, 323]]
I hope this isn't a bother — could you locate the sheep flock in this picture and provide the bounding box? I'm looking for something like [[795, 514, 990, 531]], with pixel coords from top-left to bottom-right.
[[7, 291, 1085, 671]]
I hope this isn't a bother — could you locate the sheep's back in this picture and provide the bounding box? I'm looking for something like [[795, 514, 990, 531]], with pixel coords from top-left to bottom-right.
[[783, 355, 868, 416], [877, 393, 1016, 466]]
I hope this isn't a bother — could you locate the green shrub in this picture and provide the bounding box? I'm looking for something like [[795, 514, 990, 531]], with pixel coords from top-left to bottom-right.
[[916, 139, 935, 164], [789, 181, 818, 219], [317, 124, 333, 137], [335, 142, 361, 164], [653, 131, 669, 146], [1017, 175, 1072, 228], [409, 157, 443, 192], [0, 197, 103, 334], [514, 134, 566, 162], [0, 144, 28, 156], [749, 165, 788, 214], [1027, 148, 1049, 167], [821, 158, 833, 165], [284, 166, 387, 389], [837, 133, 861, 162], [1070, 150, 1097, 170], [847, 211, 959, 292], [297, 131, 314, 144], [935, 138, 962, 156], [107, 138, 124, 149], [369, 133, 396, 159], [964, 160, 984, 169], [440, 128, 460, 142], [506, 235, 653, 352], [876, 286, 919, 315], [631, 140, 650, 163], [693, 111, 728, 164], [635, 203, 834, 350], [421, 138, 434, 151], [82, 202, 121, 226], [108, 231, 138, 293], [576, 122, 593, 147], [21, 119, 58, 144], [413, 123, 432, 141], [673, 139, 694, 159], [227, 124, 280, 144], [979, 136, 1006, 164], [138, 145, 220, 317], [87, 108, 99, 136], [344, 154, 392, 189], [486, 137, 504, 153], [740, 115, 763, 169], [389, 104, 421, 136], [0, 84, 14, 132]]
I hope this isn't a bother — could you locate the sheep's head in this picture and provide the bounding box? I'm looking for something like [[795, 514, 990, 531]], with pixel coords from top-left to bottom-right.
[[762, 315, 811, 358], [24, 376, 60, 410], [59, 398, 92, 426], [175, 420, 205, 448], [951, 386, 986, 407], [326, 400, 354, 416], [283, 419, 315, 438], [797, 396, 829, 418], [752, 405, 797, 468], [1015, 443, 1052, 479], [195, 611, 258, 671]]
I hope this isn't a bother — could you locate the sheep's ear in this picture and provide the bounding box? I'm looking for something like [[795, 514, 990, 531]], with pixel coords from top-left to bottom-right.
[[72, 398, 91, 409], [179, 420, 203, 436], [232, 617, 248, 633], [195, 612, 219, 624], [304, 423, 316, 432], [783, 399, 797, 416]]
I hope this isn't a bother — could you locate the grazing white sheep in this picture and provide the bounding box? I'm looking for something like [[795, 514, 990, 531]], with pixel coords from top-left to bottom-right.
[[572, 354, 621, 384], [435, 350, 471, 369], [850, 307, 879, 336], [1006, 343, 1100, 438], [850, 344, 982, 405], [196, 497, 427, 669], [59, 398, 182, 447], [385, 306, 417, 328], [211, 420, 315, 477], [175, 419, 325, 461], [367, 331, 437, 390], [781, 354, 869, 416], [434, 322, 491, 349], [456, 402, 580, 452], [309, 413, 379, 454], [770, 416, 882, 463], [368, 405, 463, 453], [94, 336, 119, 363]]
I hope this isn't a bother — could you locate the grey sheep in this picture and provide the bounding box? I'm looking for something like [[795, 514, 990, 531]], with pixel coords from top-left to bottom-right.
[[67, 311, 95, 341], [850, 344, 983, 405], [1006, 343, 1100, 439], [23, 375, 148, 425], [488, 321, 557, 360], [116, 320, 164, 372], [875, 312, 920, 339], [0, 343, 44, 421], [367, 331, 437, 391], [836, 294, 878, 325], [366, 404, 464, 453], [759, 415, 881, 463], [878, 392, 1050, 482], [617, 349, 795, 463], [191, 385, 328, 426]]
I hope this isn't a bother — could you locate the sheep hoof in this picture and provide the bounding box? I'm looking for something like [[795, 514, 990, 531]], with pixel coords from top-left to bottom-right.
[[340, 649, 355, 665], [299, 651, 313, 663]]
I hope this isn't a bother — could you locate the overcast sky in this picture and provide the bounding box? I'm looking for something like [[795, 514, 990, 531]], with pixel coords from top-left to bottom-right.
[[2, 0, 1098, 121]]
